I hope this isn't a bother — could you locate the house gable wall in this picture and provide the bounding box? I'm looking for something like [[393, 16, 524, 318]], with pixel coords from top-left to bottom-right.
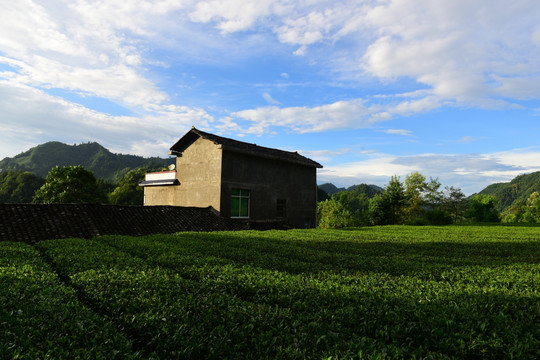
[[144, 137, 222, 210], [220, 150, 317, 228]]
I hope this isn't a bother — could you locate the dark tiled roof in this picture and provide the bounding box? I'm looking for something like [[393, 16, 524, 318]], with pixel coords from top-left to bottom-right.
[[0, 204, 247, 244], [170, 128, 323, 168]]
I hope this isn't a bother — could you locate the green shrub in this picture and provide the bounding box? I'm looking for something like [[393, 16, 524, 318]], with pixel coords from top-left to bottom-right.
[[28, 227, 540, 359], [0, 241, 140, 359]]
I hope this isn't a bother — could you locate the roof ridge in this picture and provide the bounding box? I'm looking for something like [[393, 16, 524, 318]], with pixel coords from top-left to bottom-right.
[[176, 128, 322, 168]]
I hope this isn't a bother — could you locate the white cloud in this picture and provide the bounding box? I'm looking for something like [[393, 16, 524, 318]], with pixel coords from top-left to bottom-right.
[[262, 92, 281, 105], [0, 81, 213, 158], [222, 92, 449, 134], [0, 56, 168, 107], [227, 98, 376, 134], [276, 9, 331, 51], [380, 129, 413, 136], [458, 136, 477, 144], [187, 0, 540, 110], [361, 0, 540, 106], [189, 0, 288, 33], [301, 148, 350, 164], [491, 148, 540, 169]]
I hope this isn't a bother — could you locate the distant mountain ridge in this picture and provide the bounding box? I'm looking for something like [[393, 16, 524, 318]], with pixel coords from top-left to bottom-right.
[[479, 171, 540, 210], [318, 182, 384, 200], [318, 183, 345, 195], [319, 182, 383, 195], [0, 141, 174, 182]]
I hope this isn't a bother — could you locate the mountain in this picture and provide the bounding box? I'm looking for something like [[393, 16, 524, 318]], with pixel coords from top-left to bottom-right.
[[479, 171, 540, 210], [346, 184, 384, 197], [318, 183, 346, 195], [0, 141, 174, 182], [317, 182, 384, 202]]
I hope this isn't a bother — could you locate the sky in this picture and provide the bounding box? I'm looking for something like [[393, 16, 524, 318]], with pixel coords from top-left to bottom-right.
[[1, 0, 539, 194]]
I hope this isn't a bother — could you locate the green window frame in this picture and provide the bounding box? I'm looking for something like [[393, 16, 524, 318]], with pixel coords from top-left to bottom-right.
[[231, 189, 250, 218]]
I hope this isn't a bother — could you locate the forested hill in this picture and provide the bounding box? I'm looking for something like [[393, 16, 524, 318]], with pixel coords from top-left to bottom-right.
[[479, 171, 540, 210], [319, 183, 383, 196], [0, 142, 174, 182], [317, 183, 384, 205], [318, 183, 345, 195]]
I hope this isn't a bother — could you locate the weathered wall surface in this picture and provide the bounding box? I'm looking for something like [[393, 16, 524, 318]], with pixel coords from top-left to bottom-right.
[[220, 151, 318, 228], [175, 137, 222, 210], [143, 137, 222, 209], [144, 185, 180, 206]]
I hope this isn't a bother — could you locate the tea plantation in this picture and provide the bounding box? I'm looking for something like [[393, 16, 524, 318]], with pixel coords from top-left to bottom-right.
[[2, 226, 539, 359]]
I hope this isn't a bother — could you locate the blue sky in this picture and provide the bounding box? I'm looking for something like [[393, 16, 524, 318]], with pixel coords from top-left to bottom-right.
[[1, 0, 539, 194]]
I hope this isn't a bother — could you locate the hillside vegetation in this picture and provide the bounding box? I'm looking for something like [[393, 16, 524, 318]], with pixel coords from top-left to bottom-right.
[[319, 183, 383, 196], [479, 171, 540, 210], [0, 141, 173, 182], [318, 172, 540, 226], [2, 227, 539, 359]]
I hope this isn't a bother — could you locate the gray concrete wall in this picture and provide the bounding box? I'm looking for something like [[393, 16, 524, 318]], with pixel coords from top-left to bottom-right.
[[144, 137, 222, 210], [144, 185, 179, 206], [220, 151, 318, 228]]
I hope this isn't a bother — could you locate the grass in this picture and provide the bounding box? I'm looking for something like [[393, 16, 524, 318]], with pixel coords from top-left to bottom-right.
[[2, 225, 539, 359]]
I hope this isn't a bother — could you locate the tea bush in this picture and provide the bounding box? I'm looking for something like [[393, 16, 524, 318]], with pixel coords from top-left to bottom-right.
[[0, 241, 141, 359], [19, 226, 540, 358]]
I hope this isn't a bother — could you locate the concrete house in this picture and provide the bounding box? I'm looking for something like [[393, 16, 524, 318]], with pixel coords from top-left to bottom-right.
[[140, 127, 322, 228]]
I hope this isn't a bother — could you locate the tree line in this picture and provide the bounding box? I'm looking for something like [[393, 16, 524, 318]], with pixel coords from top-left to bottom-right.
[[2, 167, 539, 225], [0, 165, 151, 205], [317, 172, 540, 228]]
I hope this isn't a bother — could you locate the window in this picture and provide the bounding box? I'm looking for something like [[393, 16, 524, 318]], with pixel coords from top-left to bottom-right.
[[231, 189, 250, 218], [276, 199, 287, 218]]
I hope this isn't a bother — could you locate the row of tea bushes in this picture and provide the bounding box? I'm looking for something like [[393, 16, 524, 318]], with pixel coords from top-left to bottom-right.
[[99, 229, 540, 359], [35, 238, 303, 359], [0, 241, 141, 359], [31, 225, 540, 359]]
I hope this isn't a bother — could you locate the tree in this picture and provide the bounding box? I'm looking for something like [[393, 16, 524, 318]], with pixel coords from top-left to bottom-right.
[[333, 188, 373, 226], [0, 171, 45, 203], [501, 191, 540, 223], [522, 191, 540, 223], [368, 193, 391, 225], [443, 186, 467, 223], [424, 177, 443, 210], [367, 176, 406, 225], [317, 198, 352, 229], [33, 165, 106, 204], [404, 172, 427, 222], [501, 199, 526, 223], [465, 194, 500, 222], [385, 176, 407, 224], [108, 168, 147, 205]]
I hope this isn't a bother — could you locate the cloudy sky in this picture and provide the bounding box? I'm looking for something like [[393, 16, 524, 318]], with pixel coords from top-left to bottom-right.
[[1, 0, 539, 194]]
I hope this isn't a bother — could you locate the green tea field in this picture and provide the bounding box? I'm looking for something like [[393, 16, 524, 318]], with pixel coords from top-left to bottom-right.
[[1, 226, 539, 359]]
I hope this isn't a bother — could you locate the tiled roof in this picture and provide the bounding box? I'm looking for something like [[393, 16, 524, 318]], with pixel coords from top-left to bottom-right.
[[170, 127, 323, 168], [0, 204, 248, 244]]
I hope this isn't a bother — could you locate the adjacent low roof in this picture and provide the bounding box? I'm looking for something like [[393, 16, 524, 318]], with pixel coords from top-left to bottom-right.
[[169, 127, 323, 168], [139, 171, 179, 187], [139, 179, 178, 186]]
